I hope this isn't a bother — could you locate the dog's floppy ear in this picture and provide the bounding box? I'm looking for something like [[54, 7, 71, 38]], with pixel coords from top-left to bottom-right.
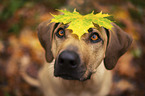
[[37, 20, 58, 62], [104, 23, 133, 70]]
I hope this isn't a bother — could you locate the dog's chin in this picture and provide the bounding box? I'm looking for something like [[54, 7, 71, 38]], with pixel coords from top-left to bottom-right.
[[54, 72, 92, 81]]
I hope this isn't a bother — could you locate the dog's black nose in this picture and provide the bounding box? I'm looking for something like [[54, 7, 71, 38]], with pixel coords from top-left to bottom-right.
[[54, 50, 86, 80], [58, 50, 80, 68]]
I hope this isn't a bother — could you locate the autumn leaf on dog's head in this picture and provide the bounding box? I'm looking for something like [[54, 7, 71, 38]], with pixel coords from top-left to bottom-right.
[[51, 9, 113, 39]]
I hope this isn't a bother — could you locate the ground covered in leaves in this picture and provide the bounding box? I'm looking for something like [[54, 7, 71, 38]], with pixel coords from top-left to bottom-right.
[[0, 0, 145, 96]]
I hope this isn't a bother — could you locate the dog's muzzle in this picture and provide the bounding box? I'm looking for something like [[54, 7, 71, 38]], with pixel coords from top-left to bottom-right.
[[54, 50, 86, 81]]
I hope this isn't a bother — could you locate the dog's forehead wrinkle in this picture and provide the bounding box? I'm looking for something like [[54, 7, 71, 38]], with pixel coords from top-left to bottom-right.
[[53, 23, 62, 34]]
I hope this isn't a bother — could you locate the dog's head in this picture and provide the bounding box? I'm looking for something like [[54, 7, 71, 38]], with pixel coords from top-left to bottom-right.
[[37, 20, 132, 81]]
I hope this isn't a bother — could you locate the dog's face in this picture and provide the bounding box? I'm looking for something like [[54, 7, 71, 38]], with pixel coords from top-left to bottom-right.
[[51, 24, 108, 80], [37, 20, 132, 81]]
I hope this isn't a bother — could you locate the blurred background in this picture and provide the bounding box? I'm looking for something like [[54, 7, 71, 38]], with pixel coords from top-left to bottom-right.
[[0, 0, 145, 96]]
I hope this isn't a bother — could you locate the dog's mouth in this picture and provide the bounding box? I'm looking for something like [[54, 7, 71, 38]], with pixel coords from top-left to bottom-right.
[[54, 71, 92, 81], [55, 74, 90, 81], [55, 74, 78, 80]]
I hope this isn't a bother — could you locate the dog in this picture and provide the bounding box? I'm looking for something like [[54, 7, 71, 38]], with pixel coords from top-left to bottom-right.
[[35, 19, 133, 96]]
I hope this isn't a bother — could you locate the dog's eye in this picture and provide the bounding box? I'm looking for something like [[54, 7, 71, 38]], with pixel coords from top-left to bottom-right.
[[56, 28, 65, 38], [90, 33, 101, 43]]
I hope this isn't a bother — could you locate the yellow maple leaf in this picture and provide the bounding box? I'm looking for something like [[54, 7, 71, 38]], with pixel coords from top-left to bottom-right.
[[51, 9, 113, 39]]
